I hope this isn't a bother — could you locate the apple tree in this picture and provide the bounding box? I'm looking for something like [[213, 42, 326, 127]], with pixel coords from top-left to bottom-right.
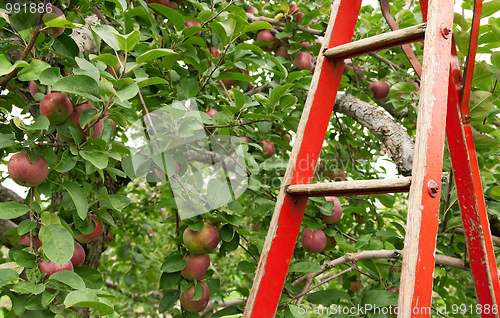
[[0, 0, 500, 317]]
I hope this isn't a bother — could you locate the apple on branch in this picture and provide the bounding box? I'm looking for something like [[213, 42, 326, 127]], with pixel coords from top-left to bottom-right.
[[65, 103, 104, 141], [18, 234, 43, 250], [301, 228, 326, 253], [367, 81, 390, 100], [256, 30, 277, 52], [262, 140, 275, 158], [75, 215, 103, 244], [40, 92, 74, 125], [8, 152, 49, 187], [180, 281, 210, 312], [183, 223, 220, 254], [43, 5, 66, 37], [181, 253, 210, 280], [293, 52, 315, 72], [70, 243, 86, 266], [38, 260, 74, 281], [320, 196, 343, 224]]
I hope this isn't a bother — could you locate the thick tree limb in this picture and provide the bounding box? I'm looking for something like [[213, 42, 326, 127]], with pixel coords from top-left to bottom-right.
[[334, 94, 414, 176]]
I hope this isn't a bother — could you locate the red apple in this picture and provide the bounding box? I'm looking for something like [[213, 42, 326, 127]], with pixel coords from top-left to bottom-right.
[[169, 1, 178, 8], [282, 133, 291, 142], [185, 20, 201, 35], [294, 12, 304, 24], [40, 92, 74, 125], [180, 281, 210, 312], [324, 236, 337, 250], [293, 52, 314, 72], [183, 223, 220, 254], [320, 196, 343, 224], [181, 253, 210, 280], [262, 140, 275, 158], [368, 81, 390, 99], [300, 228, 326, 253], [301, 42, 311, 49], [275, 46, 291, 60], [350, 281, 363, 292], [18, 235, 43, 250], [66, 103, 104, 140], [29, 81, 41, 98], [210, 47, 221, 58], [256, 30, 277, 52], [106, 55, 126, 78], [246, 7, 259, 14], [323, 168, 346, 181], [70, 243, 86, 266], [239, 136, 250, 143], [390, 287, 399, 293], [75, 215, 103, 244], [106, 233, 113, 242], [43, 5, 65, 37], [147, 0, 169, 14], [8, 152, 49, 187], [38, 260, 74, 281], [206, 108, 218, 118], [251, 223, 262, 232], [289, 2, 298, 14]]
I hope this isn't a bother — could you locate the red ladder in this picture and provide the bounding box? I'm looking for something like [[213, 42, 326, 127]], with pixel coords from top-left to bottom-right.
[[243, 0, 500, 317]]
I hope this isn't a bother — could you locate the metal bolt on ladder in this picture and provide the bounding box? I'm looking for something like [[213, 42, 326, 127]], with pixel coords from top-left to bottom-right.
[[242, 0, 500, 317]]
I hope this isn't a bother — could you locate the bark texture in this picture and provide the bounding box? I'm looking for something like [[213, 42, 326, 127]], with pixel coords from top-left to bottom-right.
[[334, 94, 414, 176]]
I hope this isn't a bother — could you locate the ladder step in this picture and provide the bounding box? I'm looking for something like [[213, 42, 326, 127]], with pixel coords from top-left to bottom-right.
[[285, 177, 412, 197], [323, 23, 426, 60]]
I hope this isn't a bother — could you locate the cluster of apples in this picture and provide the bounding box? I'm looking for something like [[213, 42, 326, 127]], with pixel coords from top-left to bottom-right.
[[248, 3, 315, 73], [18, 215, 104, 280], [301, 196, 343, 253], [179, 222, 220, 312]]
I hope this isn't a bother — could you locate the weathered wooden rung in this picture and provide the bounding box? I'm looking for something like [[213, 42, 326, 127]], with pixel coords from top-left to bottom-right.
[[285, 177, 412, 196], [323, 23, 426, 60]]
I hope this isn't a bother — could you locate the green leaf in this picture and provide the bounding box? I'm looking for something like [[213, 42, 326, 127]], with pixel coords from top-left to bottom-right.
[[492, 52, 500, 70], [52, 32, 80, 58], [286, 305, 310, 318], [47, 270, 86, 289], [40, 212, 61, 226], [210, 22, 228, 47], [74, 267, 103, 289], [0, 54, 28, 76], [64, 290, 114, 315], [90, 25, 121, 51], [17, 220, 38, 235], [13, 250, 37, 268], [39, 67, 63, 86], [51, 75, 101, 102], [149, 4, 184, 30], [116, 82, 139, 101], [158, 289, 180, 313], [39, 224, 74, 266], [482, 0, 500, 17], [288, 261, 322, 273], [108, 194, 131, 211], [0, 133, 15, 148], [23, 115, 50, 131], [362, 290, 398, 307], [235, 43, 264, 55], [55, 150, 78, 173], [307, 290, 350, 306], [469, 90, 493, 123], [61, 181, 88, 220], [114, 30, 141, 52], [216, 72, 254, 82], [17, 59, 51, 82], [176, 77, 200, 99], [136, 49, 177, 63], [474, 134, 498, 149], [0, 202, 29, 219], [161, 252, 186, 273], [0, 268, 19, 288], [80, 151, 108, 169], [137, 77, 169, 88], [206, 179, 232, 210], [242, 21, 273, 34], [270, 84, 293, 107]]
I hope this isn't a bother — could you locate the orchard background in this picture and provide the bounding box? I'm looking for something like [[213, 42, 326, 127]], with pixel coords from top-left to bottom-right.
[[1, 0, 500, 317]]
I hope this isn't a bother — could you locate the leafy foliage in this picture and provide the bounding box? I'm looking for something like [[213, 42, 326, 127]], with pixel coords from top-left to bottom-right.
[[0, 0, 500, 317]]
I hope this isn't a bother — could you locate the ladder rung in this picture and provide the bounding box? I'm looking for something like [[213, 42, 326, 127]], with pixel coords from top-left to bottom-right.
[[324, 23, 426, 60], [286, 177, 412, 197]]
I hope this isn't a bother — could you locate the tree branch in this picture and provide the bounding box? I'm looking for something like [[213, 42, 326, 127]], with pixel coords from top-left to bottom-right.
[[246, 13, 324, 36], [334, 93, 414, 176]]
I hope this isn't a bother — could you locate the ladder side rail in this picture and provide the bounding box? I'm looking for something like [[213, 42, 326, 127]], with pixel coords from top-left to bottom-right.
[[242, 0, 363, 316], [446, 54, 500, 317], [397, 0, 455, 317]]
